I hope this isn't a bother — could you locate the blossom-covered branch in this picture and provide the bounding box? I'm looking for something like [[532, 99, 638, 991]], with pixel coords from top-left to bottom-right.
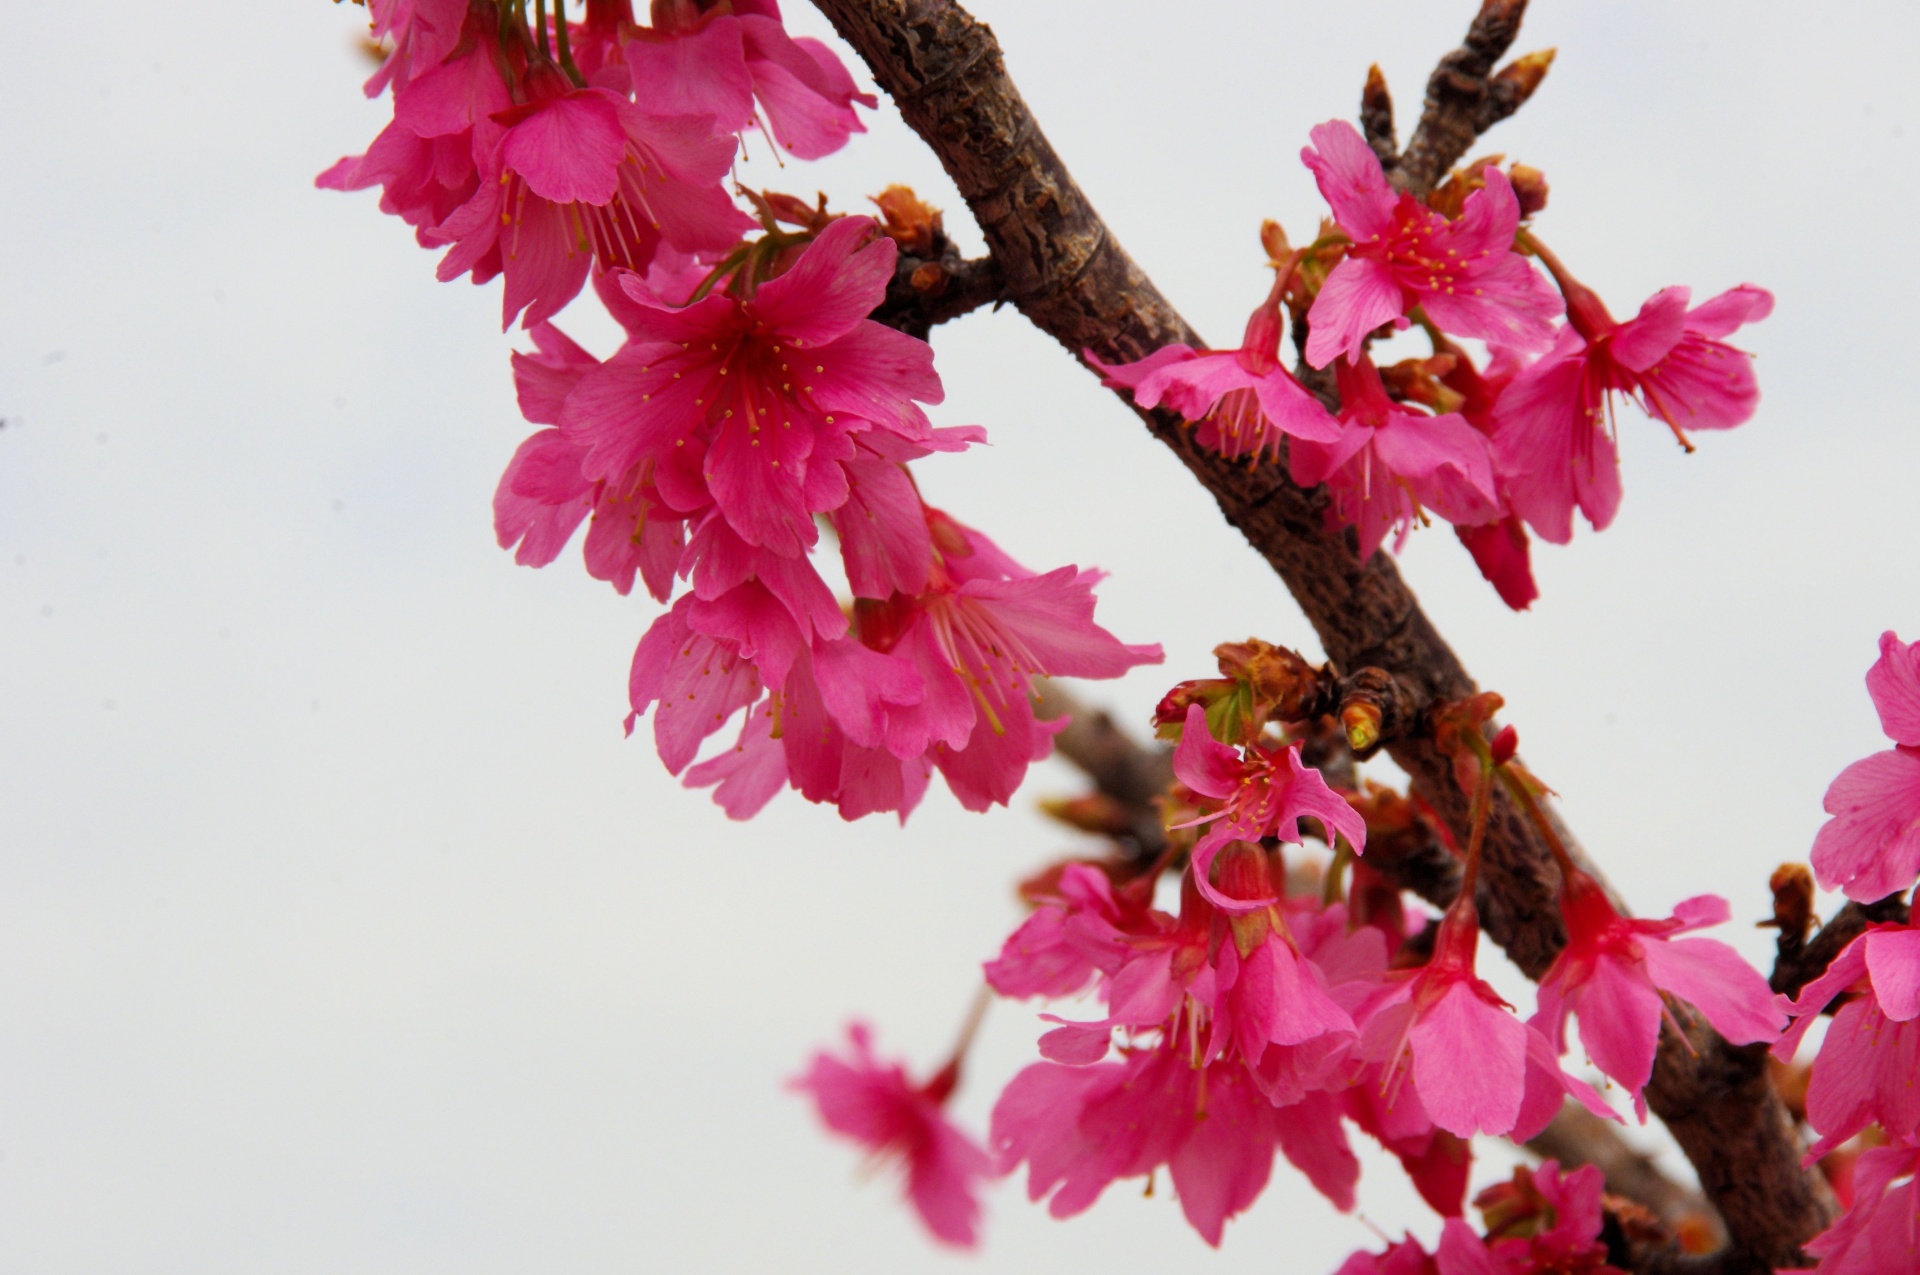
[[803, 0, 1825, 1266]]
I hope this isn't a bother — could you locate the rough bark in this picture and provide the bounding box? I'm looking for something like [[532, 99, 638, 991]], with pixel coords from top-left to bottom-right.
[[812, 0, 1831, 1265]]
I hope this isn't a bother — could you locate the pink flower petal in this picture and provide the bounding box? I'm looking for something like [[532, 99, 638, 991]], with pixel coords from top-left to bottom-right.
[[1868, 631, 1920, 748]]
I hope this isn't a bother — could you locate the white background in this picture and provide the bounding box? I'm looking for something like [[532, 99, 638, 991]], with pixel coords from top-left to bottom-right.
[[3, 2, 1917, 1270]]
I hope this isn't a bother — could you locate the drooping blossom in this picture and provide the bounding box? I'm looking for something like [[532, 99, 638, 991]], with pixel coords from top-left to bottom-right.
[[1089, 272, 1343, 464], [1301, 120, 1561, 369], [1288, 355, 1500, 562], [1799, 1140, 1920, 1274], [1773, 919, 1920, 1156], [792, 1022, 993, 1248], [1432, 340, 1540, 610], [992, 1043, 1357, 1247], [1475, 1161, 1626, 1275], [1491, 253, 1773, 543], [493, 322, 692, 600], [626, 0, 877, 160], [1354, 900, 1616, 1140], [1532, 872, 1784, 1118], [433, 63, 752, 330], [1813, 630, 1920, 903], [842, 508, 1163, 811], [1170, 702, 1367, 913], [1332, 1220, 1508, 1275], [983, 862, 1164, 1001], [357, 0, 471, 98], [644, 505, 1158, 820], [563, 215, 939, 556], [317, 9, 511, 242]]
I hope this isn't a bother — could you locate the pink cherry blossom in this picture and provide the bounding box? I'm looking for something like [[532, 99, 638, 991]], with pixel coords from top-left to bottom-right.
[[1774, 920, 1920, 1156], [494, 323, 692, 599], [562, 216, 940, 556], [1533, 873, 1784, 1116], [433, 65, 751, 330], [1492, 274, 1773, 544], [848, 510, 1163, 802], [1435, 341, 1540, 610], [627, 0, 876, 161], [1289, 355, 1501, 561], [991, 1043, 1356, 1246], [1481, 1161, 1625, 1275], [1332, 1233, 1438, 1275], [792, 1022, 993, 1248], [1301, 120, 1561, 369], [1170, 703, 1367, 913], [1355, 903, 1616, 1140], [1800, 1141, 1920, 1274], [1814, 631, 1920, 902], [983, 863, 1164, 1000], [1333, 1221, 1508, 1275], [358, 0, 470, 98], [317, 15, 510, 243], [1088, 273, 1343, 463]]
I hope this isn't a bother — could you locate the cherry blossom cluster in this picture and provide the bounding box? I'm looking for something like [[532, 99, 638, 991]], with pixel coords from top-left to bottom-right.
[[1099, 120, 1773, 611], [321, 0, 1160, 820], [797, 642, 1788, 1253], [318, 7, 1915, 1267], [1770, 631, 1920, 1273]]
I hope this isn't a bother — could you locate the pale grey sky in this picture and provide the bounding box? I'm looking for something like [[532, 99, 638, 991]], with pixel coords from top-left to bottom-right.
[[3, 2, 1917, 1270]]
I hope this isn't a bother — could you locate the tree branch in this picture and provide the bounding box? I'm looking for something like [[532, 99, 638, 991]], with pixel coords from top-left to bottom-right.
[[815, 0, 1829, 1264], [1033, 681, 1170, 861], [1392, 0, 1553, 193]]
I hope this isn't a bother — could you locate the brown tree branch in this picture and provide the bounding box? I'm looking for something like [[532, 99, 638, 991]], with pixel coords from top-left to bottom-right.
[[870, 247, 1004, 340], [1392, 0, 1553, 193], [1033, 681, 1170, 861], [1772, 892, 1912, 999], [814, 0, 1828, 1265]]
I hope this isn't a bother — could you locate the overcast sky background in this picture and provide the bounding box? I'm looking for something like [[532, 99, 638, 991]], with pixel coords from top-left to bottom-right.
[[3, 2, 1918, 1271]]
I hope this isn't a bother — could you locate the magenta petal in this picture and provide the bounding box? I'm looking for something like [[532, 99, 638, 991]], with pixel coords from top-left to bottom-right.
[[753, 216, 899, 347], [1167, 1066, 1277, 1247], [1685, 284, 1775, 339], [1571, 951, 1665, 1095], [1641, 936, 1786, 1045], [1038, 1022, 1113, 1065], [683, 701, 788, 819], [1865, 928, 1920, 1022], [1436, 1218, 1505, 1275], [622, 21, 756, 134], [1812, 747, 1920, 902], [1410, 982, 1526, 1137], [1869, 631, 1920, 747], [1608, 286, 1691, 372], [500, 90, 631, 205], [1302, 119, 1396, 241], [1171, 703, 1243, 799], [1306, 257, 1405, 369], [1273, 1092, 1360, 1212], [1251, 367, 1345, 443], [1419, 251, 1561, 356]]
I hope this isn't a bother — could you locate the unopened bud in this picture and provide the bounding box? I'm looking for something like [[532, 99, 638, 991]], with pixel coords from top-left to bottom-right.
[[1508, 163, 1549, 217], [1341, 701, 1382, 753], [1489, 724, 1519, 766], [1259, 219, 1292, 264], [1493, 48, 1557, 107]]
